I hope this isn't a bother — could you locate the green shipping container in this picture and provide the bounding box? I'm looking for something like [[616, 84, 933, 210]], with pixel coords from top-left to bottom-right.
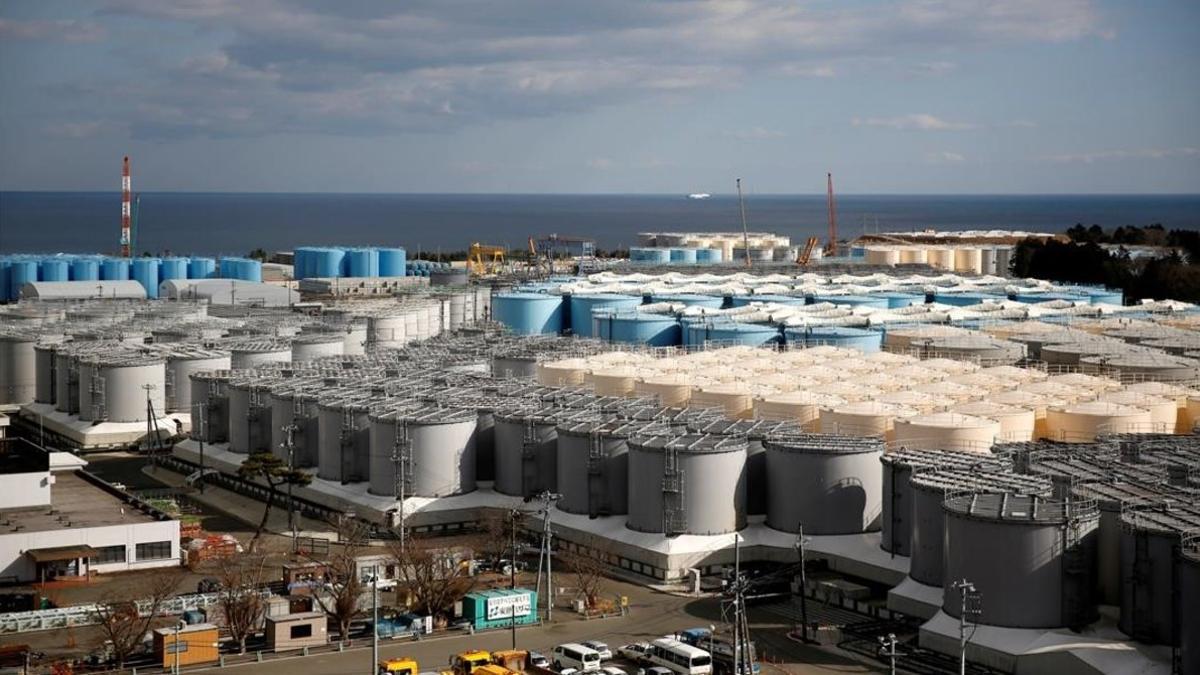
[[461, 588, 539, 630]]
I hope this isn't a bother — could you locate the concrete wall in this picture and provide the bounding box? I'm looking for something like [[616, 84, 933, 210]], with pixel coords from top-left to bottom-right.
[[0, 471, 52, 510], [0, 519, 180, 582]]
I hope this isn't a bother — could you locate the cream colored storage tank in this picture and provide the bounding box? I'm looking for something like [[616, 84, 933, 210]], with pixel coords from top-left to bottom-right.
[[820, 401, 917, 439], [753, 392, 846, 430], [1125, 381, 1198, 432], [953, 247, 983, 274], [536, 358, 589, 386], [1097, 391, 1177, 433], [590, 366, 640, 396], [876, 390, 955, 414], [1044, 401, 1153, 442], [928, 247, 955, 270], [691, 383, 754, 419], [635, 373, 694, 407], [892, 412, 1001, 453], [952, 401, 1036, 442]]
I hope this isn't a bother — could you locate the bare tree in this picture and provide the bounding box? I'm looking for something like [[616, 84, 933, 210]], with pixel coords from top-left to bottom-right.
[[212, 553, 270, 654], [307, 515, 370, 642], [386, 539, 476, 624], [561, 544, 610, 610], [91, 569, 183, 668], [237, 451, 313, 553], [474, 509, 524, 570]]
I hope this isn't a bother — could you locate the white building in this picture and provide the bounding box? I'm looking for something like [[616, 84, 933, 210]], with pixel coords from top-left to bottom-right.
[[0, 438, 180, 583]]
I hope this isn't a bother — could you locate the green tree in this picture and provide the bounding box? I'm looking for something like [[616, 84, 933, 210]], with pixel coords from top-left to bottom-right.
[[237, 451, 312, 552]]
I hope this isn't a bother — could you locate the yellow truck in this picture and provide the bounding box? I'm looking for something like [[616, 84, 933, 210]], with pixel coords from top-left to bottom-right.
[[380, 658, 419, 675], [490, 650, 529, 673], [448, 650, 493, 675]]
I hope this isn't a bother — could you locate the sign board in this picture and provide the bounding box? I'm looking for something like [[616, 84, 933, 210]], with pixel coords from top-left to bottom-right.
[[486, 593, 532, 621], [165, 642, 189, 655]]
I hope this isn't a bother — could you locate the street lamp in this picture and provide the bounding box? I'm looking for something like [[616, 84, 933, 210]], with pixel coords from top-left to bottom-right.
[[172, 619, 187, 675], [877, 633, 899, 675], [951, 578, 979, 675], [371, 574, 380, 675]]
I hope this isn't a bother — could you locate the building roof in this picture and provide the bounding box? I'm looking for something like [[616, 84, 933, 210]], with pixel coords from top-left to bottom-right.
[[19, 281, 147, 301], [25, 545, 97, 563], [0, 438, 50, 475], [0, 470, 172, 531]]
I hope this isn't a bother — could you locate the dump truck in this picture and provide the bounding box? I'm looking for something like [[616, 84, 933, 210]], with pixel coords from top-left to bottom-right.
[[380, 657, 419, 675]]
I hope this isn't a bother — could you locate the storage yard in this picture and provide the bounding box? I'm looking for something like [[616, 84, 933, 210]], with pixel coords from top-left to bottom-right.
[[1, 259, 1199, 675]]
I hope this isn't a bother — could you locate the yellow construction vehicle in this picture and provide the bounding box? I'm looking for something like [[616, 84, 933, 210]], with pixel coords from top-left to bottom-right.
[[379, 657, 419, 675], [474, 665, 521, 675], [468, 243, 506, 276], [490, 650, 529, 673], [448, 650, 493, 675], [796, 237, 820, 266]]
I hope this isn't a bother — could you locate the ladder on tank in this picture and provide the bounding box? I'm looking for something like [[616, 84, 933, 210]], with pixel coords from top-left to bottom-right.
[[586, 430, 607, 517], [521, 417, 540, 497], [164, 368, 176, 413], [1060, 512, 1091, 629], [392, 419, 414, 501], [90, 372, 106, 422], [247, 387, 266, 451], [339, 406, 356, 485], [662, 445, 687, 536], [1128, 525, 1155, 642]]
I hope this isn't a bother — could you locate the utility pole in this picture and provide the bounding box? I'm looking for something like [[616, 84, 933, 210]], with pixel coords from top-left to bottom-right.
[[283, 423, 299, 553], [196, 402, 206, 493], [732, 533, 742, 675], [877, 633, 899, 675], [143, 383, 157, 469], [951, 578, 979, 675], [371, 574, 379, 675], [795, 522, 811, 642], [736, 178, 751, 268], [510, 508, 520, 649], [532, 491, 562, 622]]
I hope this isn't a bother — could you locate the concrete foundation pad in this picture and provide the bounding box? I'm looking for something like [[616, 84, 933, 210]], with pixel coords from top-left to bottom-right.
[[20, 402, 189, 451], [171, 440, 908, 584], [886, 575, 940, 620], [919, 610, 1173, 675]]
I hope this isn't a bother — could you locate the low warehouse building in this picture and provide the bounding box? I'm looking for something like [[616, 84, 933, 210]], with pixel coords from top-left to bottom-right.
[[265, 612, 328, 651]]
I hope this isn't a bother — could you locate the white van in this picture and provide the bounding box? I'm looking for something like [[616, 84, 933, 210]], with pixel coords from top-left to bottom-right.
[[552, 643, 602, 672]]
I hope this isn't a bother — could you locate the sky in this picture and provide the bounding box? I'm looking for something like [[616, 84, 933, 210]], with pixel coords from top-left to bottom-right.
[[0, 0, 1197, 194]]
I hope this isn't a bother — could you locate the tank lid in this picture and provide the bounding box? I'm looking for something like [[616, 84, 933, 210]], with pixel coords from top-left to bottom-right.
[[943, 493, 1098, 523], [880, 448, 1011, 472], [910, 468, 1052, 495], [558, 417, 660, 438], [1070, 480, 1167, 508], [1119, 500, 1200, 534], [763, 432, 885, 455], [688, 418, 802, 439]]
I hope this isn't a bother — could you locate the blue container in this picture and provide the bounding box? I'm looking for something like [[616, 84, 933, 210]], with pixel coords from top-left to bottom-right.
[[669, 248, 698, 264], [812, 294, 890, 310], [695, 248, 723, 264], [101, 258, 130, 281], [630, 247, 672, 264], [787, 326, 883, 353], [239, 259, 263, 283], [346, 248, 379, 277], [685, 320, 781, 348], [40, 258, 70, 282], [188, 257, 216, 279], [492, 292, 565, 335], [378, 247, 407, 277], [731, 294, 807, 307], [650, 293, 725, 309], [9, 260, 39, 299], [160, 257, 189, 282], [315, 248, 344, 278], [71, 257, 101, 282], [594, 310, 681, 346], [1012, 292, 1088, 304], [0, 258, 10, 302], [875, 292, 923, 309], [1086, 289, 1123, 306], [934, 291, 1003, 307], [568, 293, 643, 337], [461, 589, 539, 631], [131, 258, 161, 298]]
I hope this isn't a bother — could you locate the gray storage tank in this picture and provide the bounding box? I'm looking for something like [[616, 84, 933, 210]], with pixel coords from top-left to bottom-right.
[[317, 393, 373, 483], [880, 449, 1011, 556], [1070, 480, 1168, 607], [626, 432, 747, 536], [90, 353, 167, 423], [164, 348, 231, 413], [763, 433, 884, 535], [1180, 535, 1200, 675], [227, 378, 275, 454], [493, 405, 560, 497], [368, 404, 477, 498], [33, 341, 65, 404], [942, 494, 1099, 629], [690, 419, 801, 517], [1118, 501, 1200, 645], [189, 370, 236, 443], [908, 469, 1052, 587], [0, 332, 38, 406], [267, 382, 323, 467], [291, 334, 346, 363], [228, 339, 293, 369], [492, 353, 538, 379], [556, 417, 658, 516]]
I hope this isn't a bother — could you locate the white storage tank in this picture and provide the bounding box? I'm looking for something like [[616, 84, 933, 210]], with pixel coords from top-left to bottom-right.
[[763, 432, 884, 535], [536, 358, 590, 386], [0, 332, 38, 406], [892, 412, 1001, 453], [635, 374, 694, 407], [1097, 391, 1177, 433], [164, 348, 232, 413], [367, 314, 407, 349], [690, 383, 754, 419], [93, 353, 167, 423], [368, 405, 477, 498], [291, 334, 345, 363], [753, 391, 845, 430], [229, 340, 293, 369], [626, 432, 747, 536]]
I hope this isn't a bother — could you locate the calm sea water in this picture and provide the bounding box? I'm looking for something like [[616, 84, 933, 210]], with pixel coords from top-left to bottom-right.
[[1, 192, 1197, 256]]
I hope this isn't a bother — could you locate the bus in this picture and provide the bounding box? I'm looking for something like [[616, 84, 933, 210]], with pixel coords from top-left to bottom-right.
[[646, 638, 712, 675]]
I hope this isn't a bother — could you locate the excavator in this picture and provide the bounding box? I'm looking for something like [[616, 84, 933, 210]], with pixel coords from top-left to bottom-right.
[[468, 243, 506, 276], [795, 237, 820, 266]]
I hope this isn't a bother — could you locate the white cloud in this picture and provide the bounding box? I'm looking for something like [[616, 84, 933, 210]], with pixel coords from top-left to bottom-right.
[[724, 127, 786, 141], [1043, 147, 1200, 163], [0, 18, 106, 42], [925, 151, 966, 163], [852, 114, 976, 131]]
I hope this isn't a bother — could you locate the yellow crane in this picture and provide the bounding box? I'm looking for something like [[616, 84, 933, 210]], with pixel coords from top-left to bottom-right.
[[796, 237, 820, 266], [468, 243, 506, 276]]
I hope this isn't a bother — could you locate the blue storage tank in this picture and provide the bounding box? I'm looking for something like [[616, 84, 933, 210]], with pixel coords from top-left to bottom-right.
[[934, 291, 1003, 307], [669, 248, 698, 264], [1011, 292, 1089, 304], [101, 258, 130, 281], [40, 258, 70, 282], [630, 247, 671, 264], [378, 247, 407, 277], [650, 293, 725, 309], [71, 257, 101, 282], [786, 326, 883, 353], [313, 248, 343, 278], [0, 258, 11, 302], [160, 257, 189, 282], [875, 292, 923, 309], [1086, 289, 1123, 306], [812, 294, 890, 310], [8, 260, 39, 300], [189, 257, 216, 279], [493, 292, 565, 335], [239, 258, 263, 283], [594, 310, 681, 346], [731, 294, 807, 307], [685, 320, 781, 348], [695, 248, 723, 264], [347, 248, 380, 277], [131, 258, 161, 298], [568, 293, 643, 337]]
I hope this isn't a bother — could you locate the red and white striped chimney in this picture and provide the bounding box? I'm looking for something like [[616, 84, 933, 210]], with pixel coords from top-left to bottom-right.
[[120, 156, 131, 257]]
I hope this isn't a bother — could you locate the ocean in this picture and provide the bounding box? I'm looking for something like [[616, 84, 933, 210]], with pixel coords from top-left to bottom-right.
[[1, 192, 1197, 256]]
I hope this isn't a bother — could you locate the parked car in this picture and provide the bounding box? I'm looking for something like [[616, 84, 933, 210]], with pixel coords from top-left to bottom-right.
[[637, 668, 673, 675], [196, 577, 221, 593], [617, 643, 652, 665], [600, 667, 627, 675], [529, 652, 551, 670], [559, 669, 578, 675], [582, 641, 613, 661]]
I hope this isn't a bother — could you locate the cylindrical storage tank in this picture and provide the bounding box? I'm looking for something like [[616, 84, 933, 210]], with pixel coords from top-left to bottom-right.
[[53, 351, 75, 413], [690, 383, 754, 419], [493, 407, 558, 497], [942, 495, 1099, 628], [1040, 340, 1130, 367], [33, 343, 58, 404], [669, 248, 699, 264], [377, 247, 407, 277], [492, 292, 564, 335], [686, 321, 779, 348], [951, 401, 1036, 442], [650, 293, 724, 308], [226, 381, 255, 454], [0, 333, 38, 405], [96, 355, 166, 423], [1070, 482, 1167, 607], [130, 258, 160, 299], [165, 350, 231, 413], [927, 247, 955, 270], [629, 247, 672, 264], [317, 396, 372, 483], [71, 257, 101, 282], [1081, 353, 1200, 384], [367, 314, 407, 349], [492, 353, 538, 379], [430, 268, 469, 286], [980, 247, 998, 275], [267, 385, 321, 467], [597, 311, 681, 347], [9, 260, 40, 297], [731, 294, 807, 308], [188, 257, 217, 279], [953, 247, 983, 274], [811, 294, 890, 310], [368, 406, 477, 497], [1118, 504, 1200, 645], [313, 248, 344, 278], [1097, 391, 1176, 433], [626, 433, 747, 535], [788, 326, 883, 353], [892, 413, 1001, 453], [909, 471, 1053, 587], [40, 258, 69, 282], [764, 432, 884, 535], [1182, 542, 1200, 675], [876, 292, 923, 309], [536, 358, 589, 386], [691, 419, 794, 518], [291, 334, 345, 363], [753, 391, 844, 430], [0, 258, 9, 301], [635, 374, 693, 407], [820, 402, 917, 439], [922, 336, 1025, 365], [568, 293, 642, 337], [695, 248, 723, 264], [591, 366, 639, 396], [556, 418, 648, 516], [189, 371, 231, 443], [160, 257, 189, 282], [77, 357, 98, 422], [1043, 401, 1153, 443], [229, 340, 292, 369], [345, 248, 377, 277]]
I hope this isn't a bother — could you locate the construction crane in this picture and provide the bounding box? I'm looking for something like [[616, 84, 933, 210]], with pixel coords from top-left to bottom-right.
[[467, 242, 506, 276], [120, 156, 132, 258], [795, 237, 820, 266], [825, 172, 839, 258]]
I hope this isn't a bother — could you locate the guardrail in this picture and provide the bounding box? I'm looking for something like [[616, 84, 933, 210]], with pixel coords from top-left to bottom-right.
[[0, 590, 272, 635]]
